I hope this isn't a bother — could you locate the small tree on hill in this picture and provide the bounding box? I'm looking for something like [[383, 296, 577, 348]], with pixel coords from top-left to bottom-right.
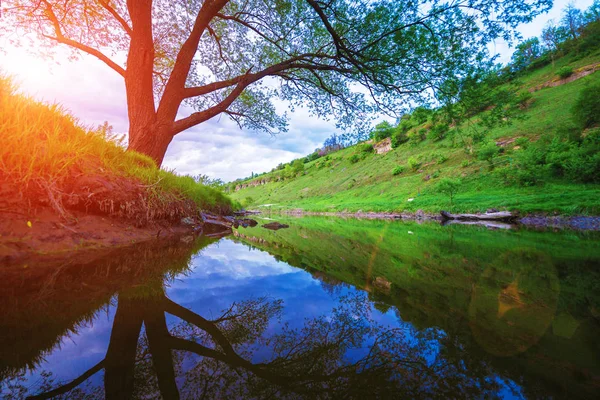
[[437, 178, 462, 205], [370, 121, 395, 142]]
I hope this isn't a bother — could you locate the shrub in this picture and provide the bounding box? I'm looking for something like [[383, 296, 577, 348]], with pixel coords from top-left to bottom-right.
[[554, 122, 582, 143], [516, 91, 533, 108], [408, 129, 426, 146], [357, 143, 374, 154], [391, 130, 409, 148], [392, 165, 405, 176], [371, 121, 395, 142], [572, 82, 600, 128], [436, 178, 461, 205], [437, 154, 448, 164], [557, 66, 574, 79], [428, 124, 450, 142], [407, 156, 422, 171], [412, 106, 432, 124], [461, 160, 470, 168], [477, 142, 500, 166], [349, 154, 361, 164], [291, 159, 305, 174], [514, 137, 530, 149]]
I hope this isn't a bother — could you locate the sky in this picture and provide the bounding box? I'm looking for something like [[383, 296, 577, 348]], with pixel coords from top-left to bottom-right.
[[0, 0, 594, 182]]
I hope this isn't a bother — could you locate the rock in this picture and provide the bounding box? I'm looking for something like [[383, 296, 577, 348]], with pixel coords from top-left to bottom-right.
[[241, 218, 258, 227], [201, 212, 232, 228], [486, 208, 499, 213], [423, 175, 431, 181], [373, 277, 392, 291], [181, 217, 195, 226], [262, 222, 290, 230], [374, 137, 392, 154]]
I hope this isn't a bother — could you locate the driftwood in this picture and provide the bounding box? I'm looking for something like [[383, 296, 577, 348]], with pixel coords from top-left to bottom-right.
[[441, 220, 515, 230], [440, 210, 518, 222]]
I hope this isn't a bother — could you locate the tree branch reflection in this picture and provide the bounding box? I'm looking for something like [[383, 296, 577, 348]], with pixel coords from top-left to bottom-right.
[[26, 287, 502, 399]]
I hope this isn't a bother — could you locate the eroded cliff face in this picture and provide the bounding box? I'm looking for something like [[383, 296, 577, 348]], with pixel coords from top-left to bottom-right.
[[235, 178, 271, 191], [374, 137, 392, 154]]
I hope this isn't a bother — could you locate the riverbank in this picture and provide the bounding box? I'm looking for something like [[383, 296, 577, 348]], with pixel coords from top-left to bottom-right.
[[0, 75, 237, 262], [255, 208, 600, 231]]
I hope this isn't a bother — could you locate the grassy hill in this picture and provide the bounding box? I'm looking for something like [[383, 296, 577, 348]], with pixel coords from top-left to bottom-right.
[[231, 53, 600, 215], [0, 74, 236, 223]]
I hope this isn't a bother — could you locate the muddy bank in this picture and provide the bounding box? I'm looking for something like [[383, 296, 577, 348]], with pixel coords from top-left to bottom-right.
[[0, 209, 197, 265], [269, 209, 600, 231], [0, 170, 237, 264], [0, 207, 239, 265]]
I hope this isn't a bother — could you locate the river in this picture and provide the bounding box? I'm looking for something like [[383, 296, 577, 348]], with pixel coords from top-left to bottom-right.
[[1, 217, 599, 399]]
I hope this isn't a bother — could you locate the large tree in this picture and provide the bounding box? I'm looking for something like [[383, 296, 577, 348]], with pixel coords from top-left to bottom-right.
[[2, 0, 551, 165]]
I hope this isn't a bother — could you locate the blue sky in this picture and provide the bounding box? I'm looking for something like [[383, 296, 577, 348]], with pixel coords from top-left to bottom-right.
[[0, 0, 594, 182]]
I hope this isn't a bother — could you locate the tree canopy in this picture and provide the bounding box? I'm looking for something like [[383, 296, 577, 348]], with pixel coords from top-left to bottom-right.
[[2, 0, 552, 164]]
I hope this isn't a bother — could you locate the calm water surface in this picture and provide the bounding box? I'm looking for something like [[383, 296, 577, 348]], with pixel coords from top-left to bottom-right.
[[1, 217, 599, 399]]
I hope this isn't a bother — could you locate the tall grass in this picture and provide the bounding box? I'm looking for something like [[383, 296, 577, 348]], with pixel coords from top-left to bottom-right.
[[0, 74, 236, 218]]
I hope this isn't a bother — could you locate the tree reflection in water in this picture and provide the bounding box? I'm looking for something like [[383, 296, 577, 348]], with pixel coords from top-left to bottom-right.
[[18, 283, 504, 400]]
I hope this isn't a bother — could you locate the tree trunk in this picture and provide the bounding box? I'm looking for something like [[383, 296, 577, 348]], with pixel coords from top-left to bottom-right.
[[124, 0, 169, 166], [127, 122, 174, 167]]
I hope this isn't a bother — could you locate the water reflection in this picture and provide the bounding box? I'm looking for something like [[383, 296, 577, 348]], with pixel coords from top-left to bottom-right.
[[1, 219, 599, 399]]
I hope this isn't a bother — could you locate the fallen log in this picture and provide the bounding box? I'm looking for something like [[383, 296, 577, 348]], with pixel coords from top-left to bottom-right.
[[440, 210, 518, 222], [441, 219, 515, 230]]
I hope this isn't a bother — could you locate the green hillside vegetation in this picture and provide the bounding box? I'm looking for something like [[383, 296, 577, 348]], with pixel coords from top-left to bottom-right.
[[231, 16, 600, 215], [0, 75, 236, 222]]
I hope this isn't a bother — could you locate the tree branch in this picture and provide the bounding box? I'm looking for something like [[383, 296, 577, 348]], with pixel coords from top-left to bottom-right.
[[40, 0, 125, 77], [99, 0, 133, 36], [26, 360, 105, 400]]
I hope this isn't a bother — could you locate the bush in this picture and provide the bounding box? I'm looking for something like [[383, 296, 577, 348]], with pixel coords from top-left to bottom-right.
[[554, 122, 582, 143], [514, 137, 530, 149], [572, 82, 600, 128], [516, 91, 533, 108], [371, 121, 395, 142], [349, 154, 361, 164], [412, 106, 432, 124], [428, 124, 450, 142], [477, 142, 500, 166], [461, 160, 470, 168], [391, 130, 409, 148], [436, 178, 461, 205], [436, 154, 448, 164], [392, 165, 405, 176], [357, 143, 374, 154], [407, 129, 426, 146], [557, 66, 574, 79], [407, 157, 422, 171]]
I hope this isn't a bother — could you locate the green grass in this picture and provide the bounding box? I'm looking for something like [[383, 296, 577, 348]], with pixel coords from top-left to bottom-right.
[[232, 54, 600, 215], [0, 74, 236, 218]]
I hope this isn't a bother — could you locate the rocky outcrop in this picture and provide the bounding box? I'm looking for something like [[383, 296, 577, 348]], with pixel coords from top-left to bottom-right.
[[262, 222, 290, 230], [374, 137, 392, 154], [235, 179, 271, 191], [530, 62, 600, 92]]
